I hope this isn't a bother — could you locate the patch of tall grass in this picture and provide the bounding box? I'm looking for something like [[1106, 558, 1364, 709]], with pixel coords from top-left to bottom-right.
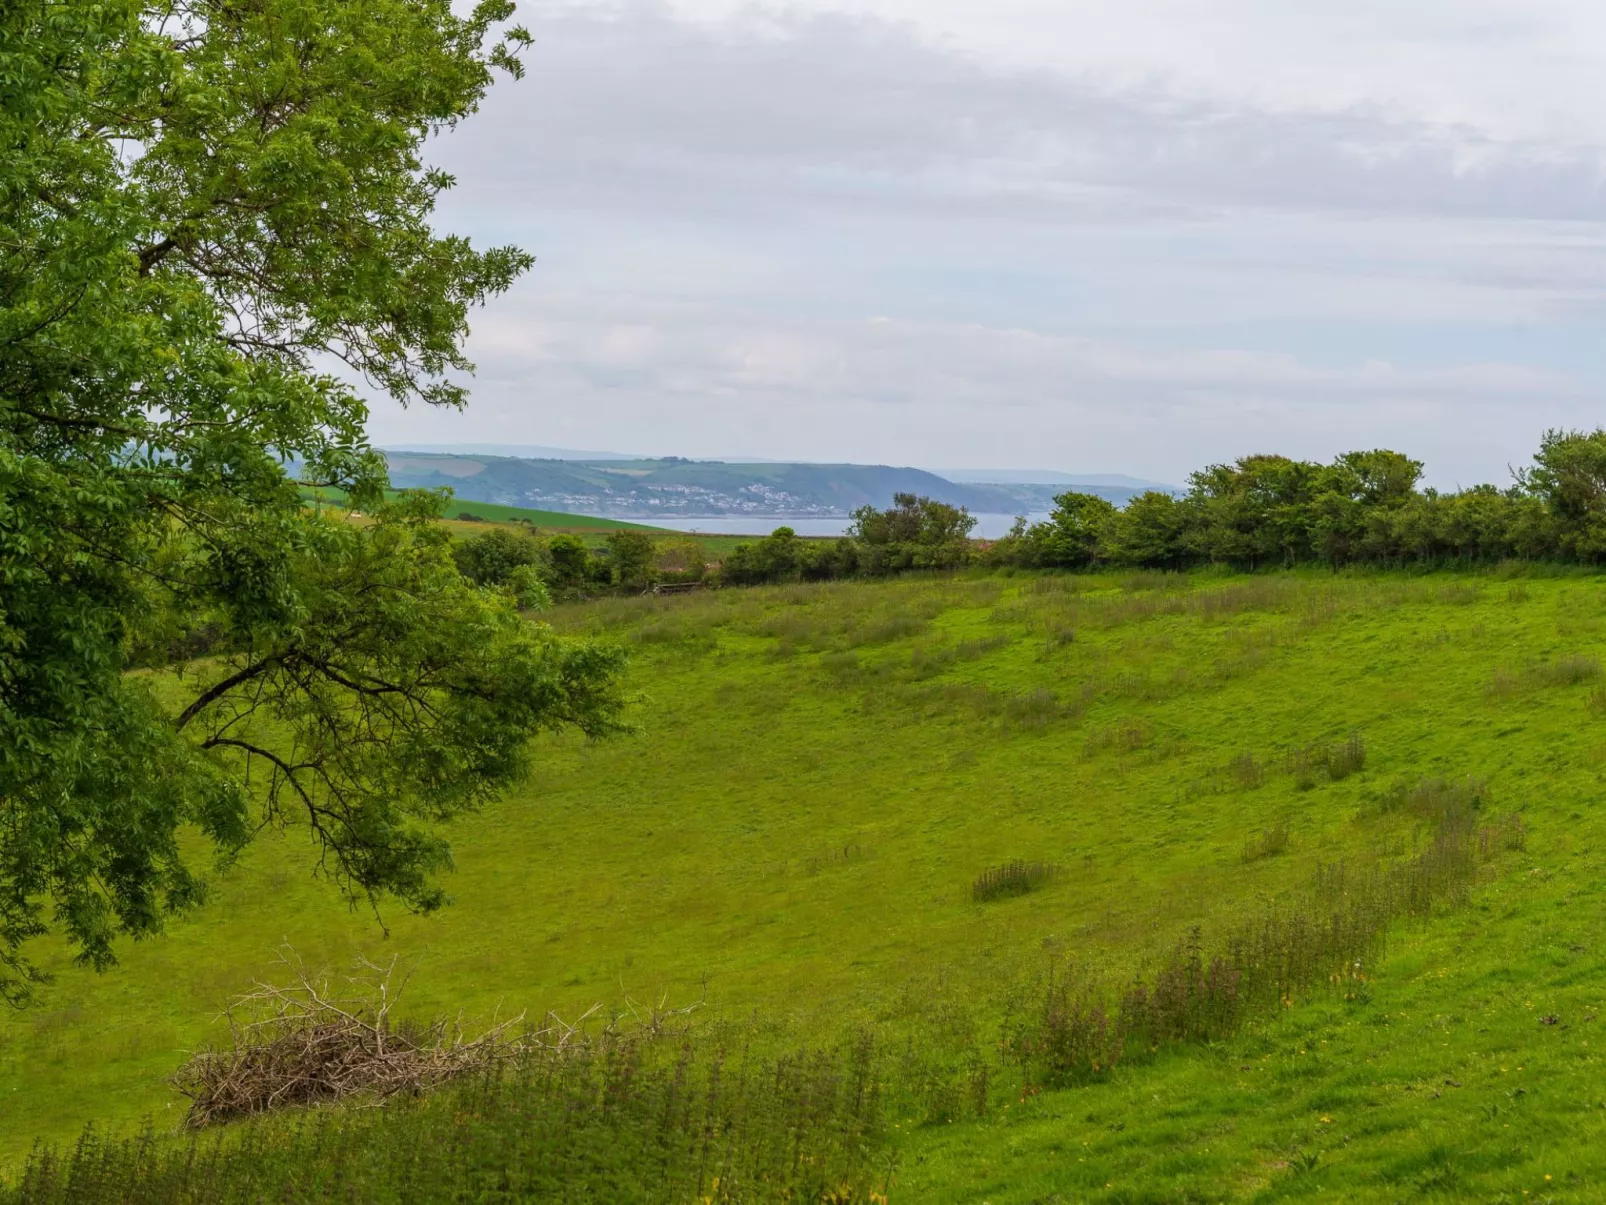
[[1083, 720, 1149, 757], [1003, 780, 1515, 1084], [2, 1036, 888, 1205], [886, 681, 1082, 731], [1378, 776, 1490, 822], [1487, 654, 1604, 697], [909, 634, 1009, 678], [1240, 822, 1289, 863], [972, 861, 1061, 903], [1286, 734, 1367, 789], [1120, 571, 1191, 593]]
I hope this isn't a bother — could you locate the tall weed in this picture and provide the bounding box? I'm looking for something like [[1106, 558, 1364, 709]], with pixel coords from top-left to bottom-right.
[[1241, 822, 1289, 862], [972, 861, 1061, 903], [1006, 780, 1507, 1084], [1488, 654, 1604, 697], [1286, 734, 1366, 789], [3, 1035, 888, 1205]]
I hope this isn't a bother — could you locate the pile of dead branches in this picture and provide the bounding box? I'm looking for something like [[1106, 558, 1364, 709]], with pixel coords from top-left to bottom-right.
[[170, 952, 597, 1128]]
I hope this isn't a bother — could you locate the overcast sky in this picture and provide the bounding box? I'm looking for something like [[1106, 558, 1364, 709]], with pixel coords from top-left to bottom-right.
[[370, 0, 1606, 485]]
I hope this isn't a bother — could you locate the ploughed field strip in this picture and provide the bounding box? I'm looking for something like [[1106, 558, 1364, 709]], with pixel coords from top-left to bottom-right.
[[5, 570, 1606, 1201]]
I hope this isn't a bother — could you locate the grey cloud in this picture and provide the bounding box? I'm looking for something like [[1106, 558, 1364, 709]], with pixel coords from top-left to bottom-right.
[[464, 299, 1579, 406], [436, 2, 1606, 225]]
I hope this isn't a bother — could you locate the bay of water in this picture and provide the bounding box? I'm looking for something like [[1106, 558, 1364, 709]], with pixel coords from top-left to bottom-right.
[[640, 513, 1050, 539]]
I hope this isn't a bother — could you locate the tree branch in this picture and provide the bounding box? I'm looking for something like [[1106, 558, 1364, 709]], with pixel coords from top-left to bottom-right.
[[137, 236, 178, 277], [175, 656, 281, 731]]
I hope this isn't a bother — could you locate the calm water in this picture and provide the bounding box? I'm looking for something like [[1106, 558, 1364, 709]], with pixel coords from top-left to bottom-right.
[[640, 513, 1050, 539]]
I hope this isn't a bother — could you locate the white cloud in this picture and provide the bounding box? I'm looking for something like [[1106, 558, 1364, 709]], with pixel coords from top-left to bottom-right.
[[375, 296, 1587, 484]]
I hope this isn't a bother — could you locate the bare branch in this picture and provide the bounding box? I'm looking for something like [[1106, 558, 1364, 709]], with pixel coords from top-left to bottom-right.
[[176, 657, 281, 731]]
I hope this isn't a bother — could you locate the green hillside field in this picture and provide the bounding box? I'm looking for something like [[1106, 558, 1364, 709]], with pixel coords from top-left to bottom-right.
[[301, 485, 762, 559], [5, 569, 1606, 1200], [302, 485, 663, 532], [437, 497, 661, 530]]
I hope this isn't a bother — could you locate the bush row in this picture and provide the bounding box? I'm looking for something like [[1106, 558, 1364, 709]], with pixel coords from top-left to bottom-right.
[[679, 428, 1606, 587]]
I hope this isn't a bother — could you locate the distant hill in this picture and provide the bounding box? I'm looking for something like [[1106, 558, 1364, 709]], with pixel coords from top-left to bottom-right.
[[379, 451, 1098, 519], [378, 452, 1013, 518]]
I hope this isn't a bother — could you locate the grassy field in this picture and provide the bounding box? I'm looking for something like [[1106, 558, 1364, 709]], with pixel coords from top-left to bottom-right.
[[302, 485, 775, 559], [436, 498, 661, 530], [4, 569, 1606, 1199], [303, 486, 664, 532]]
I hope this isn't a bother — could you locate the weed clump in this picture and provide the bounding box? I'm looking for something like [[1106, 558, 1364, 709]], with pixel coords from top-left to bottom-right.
[[1379, 776, 1489, 822], [1228, 753, 1267, 790], [820, 650, 860, 677], [1327, 733, 1367, 779], [973, 861, 1061, 903], [909, 635, 1008, 678], [1084, 720, 1149, 757], [1003, 689, 1062, 730], [1006, 778, 1513, 1084], [1241, 822, 1289, 863], [1435, 584, 1482, 606], [1042, 620, 1076, 652], [1121, 571, 1190, 593], [1538, 654, 1604, 686], [1286, 734, 1366, 788], [1488, 654, 1604, 696], [804, 844, 865, 875]]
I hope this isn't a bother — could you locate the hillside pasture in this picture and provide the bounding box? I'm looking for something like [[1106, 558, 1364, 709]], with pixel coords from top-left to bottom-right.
[[3, 570, 1605, 1200]]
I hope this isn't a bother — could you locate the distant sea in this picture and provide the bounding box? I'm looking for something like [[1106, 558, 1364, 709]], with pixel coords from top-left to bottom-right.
[[641, 513, 1052, 539]]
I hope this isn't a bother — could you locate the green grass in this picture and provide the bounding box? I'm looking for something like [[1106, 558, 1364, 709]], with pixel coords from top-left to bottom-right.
[[301, 484, 785, 559], [301, 485, 666, 530], [434, 497, 662, 530], [6, 569, 1606, 1199]]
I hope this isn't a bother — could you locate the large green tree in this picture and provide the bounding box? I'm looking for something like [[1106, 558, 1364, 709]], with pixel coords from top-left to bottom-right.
[[0, 0, 624, 1003]]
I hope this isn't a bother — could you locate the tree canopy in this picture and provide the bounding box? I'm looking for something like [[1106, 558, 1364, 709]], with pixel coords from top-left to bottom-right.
[[0, 0, 624, 1002], [714, 433, 1606, 587], [989, 437, 1601, 572]]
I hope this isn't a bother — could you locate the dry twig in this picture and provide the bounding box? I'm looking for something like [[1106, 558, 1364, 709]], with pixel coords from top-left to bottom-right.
[[172, 949, 706, 1128]]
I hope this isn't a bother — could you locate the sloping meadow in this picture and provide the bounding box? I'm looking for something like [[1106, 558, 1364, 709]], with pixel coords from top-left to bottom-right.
[[6, 568, 1604, 1199]]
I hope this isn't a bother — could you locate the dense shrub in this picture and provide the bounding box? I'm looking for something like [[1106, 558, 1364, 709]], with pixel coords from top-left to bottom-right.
[[601, 530, 656, 589], [452, 527, 544, 587], [545, 533, 598, 591]]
